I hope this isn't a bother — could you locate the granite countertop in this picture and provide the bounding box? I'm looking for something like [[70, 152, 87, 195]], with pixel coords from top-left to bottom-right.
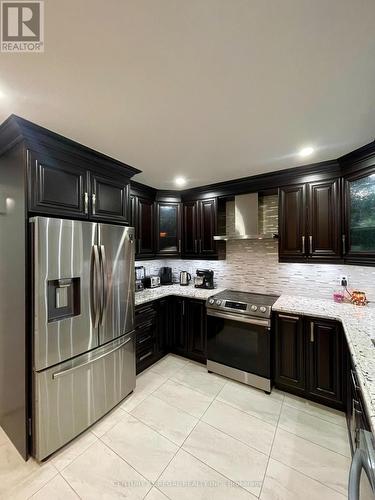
[[135, 283, 225, 306], [273, 295, 375, 434]]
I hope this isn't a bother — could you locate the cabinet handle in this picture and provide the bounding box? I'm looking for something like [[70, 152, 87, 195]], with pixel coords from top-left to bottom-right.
[[309, 235, 313, 254], [84, 192, 89, 214], [342, 234, 346, 255], [278, 314, 299, 320], [194, 240, 198, 253], [178, 239, 181, 253], [351, 370, 360, 391], [302, 236, 305, 254], [138, 239, 142, 253], [310, 322, 314, 342], [92, 193, 96, 213], [182, 300, 185, 316], [139, 351, 153, 362], [199, 239, 202, 253], [138, 335, 152, 345]]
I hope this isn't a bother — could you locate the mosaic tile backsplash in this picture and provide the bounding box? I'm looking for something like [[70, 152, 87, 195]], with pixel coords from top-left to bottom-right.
[[137, 195, 375, 301], [137, 240, 375, 301]]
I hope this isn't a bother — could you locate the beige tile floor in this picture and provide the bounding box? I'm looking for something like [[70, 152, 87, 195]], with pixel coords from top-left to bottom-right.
[[0, 354, 351, 499]]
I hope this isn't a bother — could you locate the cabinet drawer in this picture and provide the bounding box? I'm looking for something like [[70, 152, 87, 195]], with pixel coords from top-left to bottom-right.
[[135, 304, 157, 327], [136, 324, 156, 348]]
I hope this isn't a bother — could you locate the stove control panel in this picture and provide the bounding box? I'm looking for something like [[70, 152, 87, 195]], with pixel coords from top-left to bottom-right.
[[206, 291, 277, 319], [224, 301, 247, 311]]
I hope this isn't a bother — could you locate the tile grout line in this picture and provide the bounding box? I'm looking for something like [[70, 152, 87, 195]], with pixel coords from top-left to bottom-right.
[[258, 391, 284, 499], [277, 400, 351, 459], [270, 456, 348, 499], [142, 367, 230, 499], [282, 399, 348, 430]]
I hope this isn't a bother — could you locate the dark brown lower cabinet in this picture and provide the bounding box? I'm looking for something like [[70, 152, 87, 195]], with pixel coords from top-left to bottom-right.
[[274, 313, 345, 410], [186, 299, 207, 363], [171, 297, 207, 363], [135, 297, 207, 374], [274, 313, 306, 394], [307, 318, 343, 407]]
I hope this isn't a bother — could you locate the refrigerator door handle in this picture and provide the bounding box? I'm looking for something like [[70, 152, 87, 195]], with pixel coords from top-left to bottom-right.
[[90, 245, 101, 328], [99, 245, 108, 326], [52, 333, 135, 379]]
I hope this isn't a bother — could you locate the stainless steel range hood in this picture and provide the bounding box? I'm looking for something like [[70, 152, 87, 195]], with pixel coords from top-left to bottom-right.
[[214, 193, 277, 241]]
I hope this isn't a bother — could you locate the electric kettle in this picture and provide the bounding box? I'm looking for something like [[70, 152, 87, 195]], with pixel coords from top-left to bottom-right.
[[179, 271, 191, 286]]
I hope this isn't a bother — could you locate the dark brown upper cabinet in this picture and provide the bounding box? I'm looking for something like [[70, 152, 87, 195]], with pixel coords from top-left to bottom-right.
[[182, 198, 218, 258], [182, 201, 199, 255], [90, 173, 130, 223], [155, 201, 181, 257], [307, 179, 341, 260], [28, 151, 89, 218], [278, 184, 306, 260], [134, 195, 155, 258], [199, 198, 217, 256], [343, 166, 375, 265], [279, 178, 341, 262]]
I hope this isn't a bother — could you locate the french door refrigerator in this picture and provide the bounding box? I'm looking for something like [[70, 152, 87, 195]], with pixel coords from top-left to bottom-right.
[[31, 217, 135, 461]]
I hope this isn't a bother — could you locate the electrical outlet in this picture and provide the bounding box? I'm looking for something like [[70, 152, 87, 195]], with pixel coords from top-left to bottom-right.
[[340, 275, 348, 287]]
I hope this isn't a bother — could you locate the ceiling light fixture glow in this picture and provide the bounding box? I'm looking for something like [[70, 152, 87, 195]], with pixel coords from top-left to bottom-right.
[[299, 146, 314, 158], [175, 176, 186, 187]]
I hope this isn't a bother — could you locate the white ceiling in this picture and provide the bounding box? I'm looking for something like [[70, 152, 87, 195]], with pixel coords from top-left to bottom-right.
[[1, 0, 375, 189]]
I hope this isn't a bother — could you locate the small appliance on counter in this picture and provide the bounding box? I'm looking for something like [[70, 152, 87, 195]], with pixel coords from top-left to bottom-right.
[[194, 269, 214, 289], [159, 266, 173, 285], [143, 275, 161, 288], [135, 266, 145, 292], [180, 271, 192, 286]]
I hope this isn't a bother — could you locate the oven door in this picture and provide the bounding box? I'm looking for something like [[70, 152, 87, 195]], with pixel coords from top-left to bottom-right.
[[207, 310, 270, 379]]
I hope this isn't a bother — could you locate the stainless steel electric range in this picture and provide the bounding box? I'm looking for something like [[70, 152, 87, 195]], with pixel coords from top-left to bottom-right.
[[206, 290, 279, 393]]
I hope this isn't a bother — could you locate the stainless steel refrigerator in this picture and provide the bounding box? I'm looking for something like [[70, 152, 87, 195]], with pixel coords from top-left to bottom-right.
[[31, 217, 135, 461]]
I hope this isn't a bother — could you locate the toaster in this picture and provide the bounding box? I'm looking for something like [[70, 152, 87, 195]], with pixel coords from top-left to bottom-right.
[[143, 275, 161, 288]]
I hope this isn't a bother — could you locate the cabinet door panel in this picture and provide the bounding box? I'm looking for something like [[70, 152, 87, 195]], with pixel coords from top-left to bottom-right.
[[172, 298, 187, 354], [182, 201, 199, 256], [274, 314, 305, 393], [199, 198, 217, 255], [308, 179, 341, 259], [91, 173, 129, 223], [308, 319, 343, 407], [279, 185, 306, 259], [344, 168, 375, 264], [137, 197, 155, 257], [186, 299, 206, 363], [156, 202, 181, 256], [29, 152, 88, 218], [157, 298, 170, 353]]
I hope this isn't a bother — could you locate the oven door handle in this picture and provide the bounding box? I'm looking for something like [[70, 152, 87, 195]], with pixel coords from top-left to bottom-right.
[[207, 309, 270, 328]]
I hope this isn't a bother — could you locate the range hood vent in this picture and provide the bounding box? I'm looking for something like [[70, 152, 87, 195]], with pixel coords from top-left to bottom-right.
[[214, 193, 277, 241]]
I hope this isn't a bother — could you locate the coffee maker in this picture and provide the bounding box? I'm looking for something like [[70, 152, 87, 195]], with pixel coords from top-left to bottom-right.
[[194, 269, 214, 289], [159, 266, 173, 285]]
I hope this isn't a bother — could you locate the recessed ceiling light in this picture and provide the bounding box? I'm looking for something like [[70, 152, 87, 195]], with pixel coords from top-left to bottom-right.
[[0, 89, 6, 99], [175, 176, 186, 187], [299, 146, 314, 158]]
